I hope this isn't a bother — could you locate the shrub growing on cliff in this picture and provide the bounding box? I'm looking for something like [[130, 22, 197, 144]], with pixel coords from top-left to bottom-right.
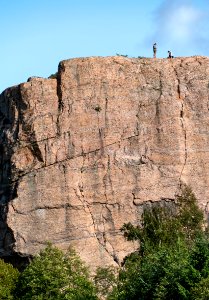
[[94, 105, 102, 112], [116, 53, 128, 57], [48, 72, 58, 79], [15, 244, 98, 300], [108, 186, 209, 300], [0, 259, 19, 299]]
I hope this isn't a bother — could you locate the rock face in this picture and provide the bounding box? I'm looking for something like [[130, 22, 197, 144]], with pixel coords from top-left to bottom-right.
[[1, 56, 209, 269]]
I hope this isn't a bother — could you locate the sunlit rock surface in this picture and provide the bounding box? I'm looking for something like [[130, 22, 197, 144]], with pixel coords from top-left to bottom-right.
[[1, 56, 209, 269]]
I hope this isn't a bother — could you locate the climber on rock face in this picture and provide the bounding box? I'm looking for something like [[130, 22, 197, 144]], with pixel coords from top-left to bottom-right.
[[153, 43, 157, 58]]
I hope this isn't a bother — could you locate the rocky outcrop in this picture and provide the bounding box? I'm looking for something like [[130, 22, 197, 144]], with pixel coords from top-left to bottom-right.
[[1, 56, 209, 269]]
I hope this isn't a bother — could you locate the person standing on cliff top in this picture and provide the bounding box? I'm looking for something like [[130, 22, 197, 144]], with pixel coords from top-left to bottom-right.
[[153, 43, 157, 58]]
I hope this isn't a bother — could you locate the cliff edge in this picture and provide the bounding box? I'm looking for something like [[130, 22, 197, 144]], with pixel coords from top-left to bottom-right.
[[0, 56, 209, 269]]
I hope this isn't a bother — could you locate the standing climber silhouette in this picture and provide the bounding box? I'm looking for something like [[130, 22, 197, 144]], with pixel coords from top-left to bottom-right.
[[153, 43, 157, 58]]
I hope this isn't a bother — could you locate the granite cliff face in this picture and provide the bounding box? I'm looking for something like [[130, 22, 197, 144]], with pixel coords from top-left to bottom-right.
[[0, 56, 209, 269]]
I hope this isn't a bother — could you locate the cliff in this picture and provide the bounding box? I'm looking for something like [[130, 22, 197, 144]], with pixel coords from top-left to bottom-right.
[[0, 56, 209, 269]]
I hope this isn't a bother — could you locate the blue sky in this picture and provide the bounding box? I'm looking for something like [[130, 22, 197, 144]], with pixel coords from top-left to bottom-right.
[[1, 0, 209, 92]]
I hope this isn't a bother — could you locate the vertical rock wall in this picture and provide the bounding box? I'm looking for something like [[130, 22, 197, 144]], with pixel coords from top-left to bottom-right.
[[0, 56, 209, 269]]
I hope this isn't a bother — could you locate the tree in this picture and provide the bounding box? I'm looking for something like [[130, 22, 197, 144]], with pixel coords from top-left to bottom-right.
[[191, 277, 209, 300], [0, 259, 19, 299], [15, 244, 98, 300], [121, 185, 204, 253], [94, 266, 118, 299], [111, 242, 203, 300], [108, 186, 209, 300]]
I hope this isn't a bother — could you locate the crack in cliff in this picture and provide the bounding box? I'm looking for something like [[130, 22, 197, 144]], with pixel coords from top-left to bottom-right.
[[171, 62, 188, 189], [74, 155, 120, 265], [132, 193, 175, 205], [154, 71, 164, 145], [10, 133, 140, 183], [11, 130, 75, 157], [11, 201, 124, 215], [78, 158, 117, 262], [176, 73, 181, 100], [173, 64, 182, 99], [179, 102, 188, 188], [10, 202, 78, 215], [105, 97, 108, 130], [18, 134, 58, 145], [56, 63, 64, 136], [27, 234, 99, 245], [96, 203, 120, 265], [97, 118, 105, 156], [157, 71, 163, 113], [102, 155, 114, 202]]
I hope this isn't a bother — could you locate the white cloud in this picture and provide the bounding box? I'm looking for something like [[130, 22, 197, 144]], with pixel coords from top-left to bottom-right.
[[167, 5, 201, 40], [146, 0, 209, 56]]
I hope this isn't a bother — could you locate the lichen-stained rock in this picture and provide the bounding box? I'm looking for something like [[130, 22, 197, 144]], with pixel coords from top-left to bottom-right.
[[1, 56, 209, 269]]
